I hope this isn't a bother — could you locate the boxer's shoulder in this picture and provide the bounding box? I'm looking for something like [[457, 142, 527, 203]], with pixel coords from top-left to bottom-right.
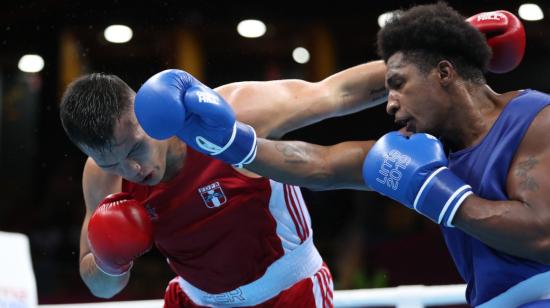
[[83, 158, 122, 211], [508, 91, 550, 158]]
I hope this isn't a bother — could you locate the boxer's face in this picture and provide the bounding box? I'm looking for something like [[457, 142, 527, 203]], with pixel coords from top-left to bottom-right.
[[81, 109, 169, 186], [385, 52, 453, 136]]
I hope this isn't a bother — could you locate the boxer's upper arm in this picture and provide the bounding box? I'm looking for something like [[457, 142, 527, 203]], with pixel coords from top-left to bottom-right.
[[504, 105, 550, 259], [507, 106, 550, 216], [216, 60, 387, 139], [80, 158, 122, 261], [216, 80, 322, 138]]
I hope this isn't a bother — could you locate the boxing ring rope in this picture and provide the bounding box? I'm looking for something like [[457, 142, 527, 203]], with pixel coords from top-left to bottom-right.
[[2, 232, 467, 308], [333, 284, 467, 307], [38, 284, 467, 308]]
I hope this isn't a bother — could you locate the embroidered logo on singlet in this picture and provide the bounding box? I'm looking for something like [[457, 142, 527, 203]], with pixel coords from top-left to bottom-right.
[[198, 182, 227, 208]]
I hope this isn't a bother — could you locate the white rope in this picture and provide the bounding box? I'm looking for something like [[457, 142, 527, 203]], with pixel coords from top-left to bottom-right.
[[334, 284, 467, 308], [38, 284, 467, 308]]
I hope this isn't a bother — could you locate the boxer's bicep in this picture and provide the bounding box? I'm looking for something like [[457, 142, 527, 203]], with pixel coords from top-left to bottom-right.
[[218, 80, 323, 138], [508, 106, 550, 211], [508, 151, 550, 219], [80, 158, 121, 259], [79, 159, 130, 297], [82, 158, 121, 211], [217, 61, 387, 139]]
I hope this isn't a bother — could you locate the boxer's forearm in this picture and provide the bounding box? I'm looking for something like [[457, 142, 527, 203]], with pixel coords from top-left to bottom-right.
[[453, 196, 550, 264], [79, 253, 129, 298], [247, 139, 371, 191]]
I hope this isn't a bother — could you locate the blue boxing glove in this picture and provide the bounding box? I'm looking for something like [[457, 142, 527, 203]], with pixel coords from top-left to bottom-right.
[[362, 132, 473, 227], [134, 69, 257, 167]]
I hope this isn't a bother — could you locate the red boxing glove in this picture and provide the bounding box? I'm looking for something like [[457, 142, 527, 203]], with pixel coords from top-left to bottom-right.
[[88, 192, 154, 276], [467, 10, 526, 74]]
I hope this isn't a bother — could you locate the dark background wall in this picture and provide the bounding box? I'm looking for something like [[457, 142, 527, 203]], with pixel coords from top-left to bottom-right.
[[0, 0, 548, 304]]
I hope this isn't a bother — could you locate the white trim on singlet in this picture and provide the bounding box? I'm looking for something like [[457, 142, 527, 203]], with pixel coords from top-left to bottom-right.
[[268, 181, 313, 253], [313, 264, 334, 308], [177, 238, 322, 307], [477, 270, 550, 308]]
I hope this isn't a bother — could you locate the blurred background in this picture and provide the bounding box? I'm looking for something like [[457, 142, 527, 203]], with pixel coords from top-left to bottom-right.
[[0, 0, 548, 304]]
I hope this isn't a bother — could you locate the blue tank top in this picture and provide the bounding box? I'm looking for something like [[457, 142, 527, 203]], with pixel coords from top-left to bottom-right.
[[444, 89, 550, 306]]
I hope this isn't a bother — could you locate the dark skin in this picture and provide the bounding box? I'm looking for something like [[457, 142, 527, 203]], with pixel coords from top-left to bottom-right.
[[248, 51, 550, 264]]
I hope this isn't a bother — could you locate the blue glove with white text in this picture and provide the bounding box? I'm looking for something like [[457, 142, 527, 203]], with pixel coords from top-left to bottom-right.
[[134, 69, 257, 167], [362, 132, 473, 227]]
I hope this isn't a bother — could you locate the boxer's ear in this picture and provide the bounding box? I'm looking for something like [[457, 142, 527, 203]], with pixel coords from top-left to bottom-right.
[[436, 60, 456, 87]]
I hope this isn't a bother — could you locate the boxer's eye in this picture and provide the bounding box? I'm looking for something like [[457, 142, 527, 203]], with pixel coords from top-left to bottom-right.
[[98, 162, 118, 169], [128, 142, 142, 158], [387, 76, 403, 90]]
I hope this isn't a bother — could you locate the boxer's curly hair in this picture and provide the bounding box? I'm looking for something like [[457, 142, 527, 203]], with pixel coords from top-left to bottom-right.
[[60, 73, 134, 151], [377, 2, 491, 83]]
